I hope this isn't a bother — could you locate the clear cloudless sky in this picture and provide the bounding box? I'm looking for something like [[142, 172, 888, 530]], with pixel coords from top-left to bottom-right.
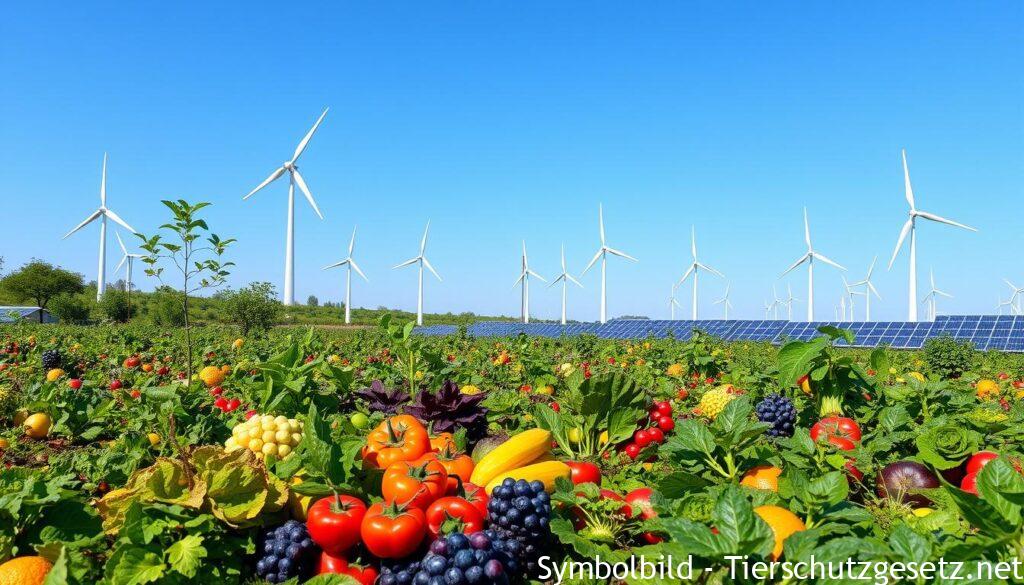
[[1, 2, 1022, 322]]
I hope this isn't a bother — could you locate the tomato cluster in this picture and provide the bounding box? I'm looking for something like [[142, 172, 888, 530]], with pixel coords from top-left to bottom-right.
[[622, 400, 676, 460]]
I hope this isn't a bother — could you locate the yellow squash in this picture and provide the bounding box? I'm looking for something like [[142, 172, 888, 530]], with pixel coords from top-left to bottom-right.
[[469, 428, 551, 487], [484, 460, 571, 494]]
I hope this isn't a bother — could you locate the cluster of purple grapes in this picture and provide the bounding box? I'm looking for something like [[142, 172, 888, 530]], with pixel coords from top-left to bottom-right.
[[380, 532, 515, 585]]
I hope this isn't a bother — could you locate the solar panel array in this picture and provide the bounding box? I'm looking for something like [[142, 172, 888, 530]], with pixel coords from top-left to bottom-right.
[[415, 315, 1024, 352]]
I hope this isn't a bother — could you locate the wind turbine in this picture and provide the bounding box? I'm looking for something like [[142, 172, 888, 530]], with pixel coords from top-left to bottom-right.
[[841, 276, 865, 321], [244, 108, 328, 306], [783, 284, 801, 321], [763, 299, 775, 319], [63, 153, 137, 301], [839, 295, 847, 322], [513, 241, 546, 324], [667, 284, 683, 320], [772, 284, 783, 320], [394, 222, 442, 326], [548, 244, 583, 325], [781, 208, 846, 321], [997, 296, 1014, 316], [677, 226, 725, 320], [322, 227, 368, 325], [714, 283, 733, 319], [1004, 279, 1024, 315], [887, 149, 976, 321], [920, 268, 952, 321], [582, 204, 637, 324], [115, 232, 144, 317], [851, 256, 882, 321]]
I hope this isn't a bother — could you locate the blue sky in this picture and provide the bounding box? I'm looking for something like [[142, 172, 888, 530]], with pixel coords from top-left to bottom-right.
[[1, 2, 1021, 321]]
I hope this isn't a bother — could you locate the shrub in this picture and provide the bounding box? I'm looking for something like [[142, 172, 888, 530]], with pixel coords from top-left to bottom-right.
[[223, 282, 282, 335], [923, 335, 976, 379], [48, 293, 92, 324], [149, 287, 186, 327], [99, 289, 136, 322]]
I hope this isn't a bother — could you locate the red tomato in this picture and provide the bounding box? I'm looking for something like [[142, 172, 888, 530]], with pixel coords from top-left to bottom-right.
[[624, 488, 663, 544], [213, 397, 228, 410], [109, 379, 122, 391], [652, 401, 673, 417], [844, 461, 864, 482], [966, 451, 999, 475], [961, 472, 979, 496], [68, 379, 82, 390], [360, 500, 427, 559], [656, 416, 675, 433], [624, 443, 641, 460], [551, 402, 560, 412], [646, 428, 665, 444], [634, 429, 652, 448], [810, 417, 862, 450], [566, 461, 602, 485], [210, 386, 224, 397], [226, 398, 241, 411], [381, 459, 448, 510], [459, 482, 489, 517], [425, 497, 485, 539], [306, 495, 368, 556], [317, 552, 379, 585]]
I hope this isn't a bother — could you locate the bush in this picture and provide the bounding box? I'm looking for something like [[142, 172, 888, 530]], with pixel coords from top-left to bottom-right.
[[99, 289, 136, 322], [223, 282, 282, 334], [923, 335, 976, 379], [48, 293, 92, 324], [149, 287, 186, 327]]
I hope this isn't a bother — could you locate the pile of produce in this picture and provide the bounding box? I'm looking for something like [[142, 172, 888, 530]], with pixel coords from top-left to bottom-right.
[[2, 320, 1024, 584]]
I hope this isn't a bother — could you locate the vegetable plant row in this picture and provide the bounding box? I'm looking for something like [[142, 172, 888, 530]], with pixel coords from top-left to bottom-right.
[[2, 319, 1024, 585]]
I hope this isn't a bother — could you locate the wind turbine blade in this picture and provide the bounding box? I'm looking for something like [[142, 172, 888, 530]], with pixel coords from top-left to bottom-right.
[[867, 255, 877, 277], [887, 219, 913, 269], [349, 259, 369, 281], [115, 255, 127, 271], [690, 226, 697, 259], [598, 204, 605, 245], [916, 211, 976, 232], [547, 275, 564, 288], [291, 108, 329, 163], [322, 259, 348, 270], [420, 221, 430, 254], [100, 153, 108, 207], [63, 210, 102, 239], [605, 247, 637, 262], [936, 290, 953, 299], [696, 262, 725, 278], [116, 231, 128, 255], [868, 282, 882, 299], [245, 167, 286, 199], [560, 244, 567, 271], [902, 149, 915, 210], [527, 269, 546, 282], [566, 273, 584, 288], [348, 226, 357, 255], [393, 257, 419, 269], [291, 169, 324, 219], [512, 273, 525, 288], [581, 249, 603, 275], [1005, 279, 1020, 291], [422, 257, 442, 281], [104, 209, 136, 233], [803, 208, 811, 248], [677, 266, 695, 286], [780, 254, 809, 277]]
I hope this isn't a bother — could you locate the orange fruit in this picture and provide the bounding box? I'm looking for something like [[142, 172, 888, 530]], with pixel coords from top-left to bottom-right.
[[666, 363, 684, 377], [198, 366, 226, 388], [740, 465, 782, 492], [754, 505, 805, 559], [0, 555, 53, 585], [22, 413, 51, 440], [977, 379, 1000, 400]]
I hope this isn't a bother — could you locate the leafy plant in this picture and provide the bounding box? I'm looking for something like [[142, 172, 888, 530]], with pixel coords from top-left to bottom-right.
[[923, 335, 977, 379], [221, 282, 282, 335], [405, 380, 488, 442], [777, 326, 874, 416]]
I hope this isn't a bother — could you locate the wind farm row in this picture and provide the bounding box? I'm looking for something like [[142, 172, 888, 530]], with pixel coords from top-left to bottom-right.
[[61, 109, 1010, 326]]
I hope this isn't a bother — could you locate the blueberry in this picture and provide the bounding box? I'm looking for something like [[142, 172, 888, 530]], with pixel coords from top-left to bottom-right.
[[506, 508, 521, 522], [454, 549, 475, 569], [529, 480, 545, 493], [273, 540, 288, 556], [256, 558, 271, 575], [430, 539, 449, 555], [381, 575, 398, 585], [300, 537, 314, 550], [524, 514, 538, 528], [474, 549, 491, 564], [444, 567, 466, 584], [446, 532, 470, 551], [277, 557, 292, 573], [502, 478, 515, 488], [263, 540, 275, 554], [425, 555, 448, 576], [429, 576, 446, 585], [413, 572, 430, 585], [396, 570, 413, 584], [265, 573, 278, 583], [468, 531, 490, 550], [484, 559, 505, 578], [464, 566, 484, 584]]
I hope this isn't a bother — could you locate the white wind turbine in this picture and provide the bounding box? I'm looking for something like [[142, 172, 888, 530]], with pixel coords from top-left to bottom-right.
[[772, 284, 783, 320], [841, 276, 865, 321], [783, 283, 801, 320], [394, 222, 442, 326], [839, 295, 847, 322], [322, 227, 368, 325], [1004, 279, 1024, 315], [887, 149, 976, 322], [667, 284, 683, 320], [763, 299, 774, 319], [920, 268, 952, 321], [549, 244, 583, 325], [582, 204, 637, 324], [63, 154, 137, 301], [115, 232, 144, 315], [997, 296, 1014, 316], [513, 241, 546, 324], [677, 226, 725, 320], [851, 256, 882, 321], [243, 109, 328, 306], [714, 283, 733, 319], [781, 208, 846, 321]]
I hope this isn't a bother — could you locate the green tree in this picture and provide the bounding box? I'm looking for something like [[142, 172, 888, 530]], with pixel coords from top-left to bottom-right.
[[99, 288, 135, 322], [149, 286, 186, 326], [307, 294, 319, 307], [224, 282, 282, 334], [138, 200, 234, 386], [48, 292, 91, 324], [0, 260, 84, 322]]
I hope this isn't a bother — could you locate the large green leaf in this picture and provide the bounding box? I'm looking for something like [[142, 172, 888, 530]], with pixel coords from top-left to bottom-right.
[[109, 546, 166, 585], [777, 336, 829, 388], [166, 535, 207, 579]]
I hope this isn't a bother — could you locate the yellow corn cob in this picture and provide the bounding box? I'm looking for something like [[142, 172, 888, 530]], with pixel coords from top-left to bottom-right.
[[484, 460, 571, 494], [469, 428, 552, 487]]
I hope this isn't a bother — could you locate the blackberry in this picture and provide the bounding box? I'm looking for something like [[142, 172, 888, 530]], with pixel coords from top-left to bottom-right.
[[383, 531, 513, 585], [41, 349, 62, 370], [755, 393, 797, 437], [487, 478, 552, 576], [254, 520, 318, 583]]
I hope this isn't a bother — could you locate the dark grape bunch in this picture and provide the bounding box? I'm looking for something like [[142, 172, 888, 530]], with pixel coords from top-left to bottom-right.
[[380, 532, 515, 585], [756, 393, 797, 437], [255, 520, 317, 583], [41, 349, 62, 370], [487, 478, 552, 576]]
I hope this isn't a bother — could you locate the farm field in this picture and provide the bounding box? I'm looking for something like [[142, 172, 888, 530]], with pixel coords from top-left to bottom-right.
[[3, 320, 1024, 584]]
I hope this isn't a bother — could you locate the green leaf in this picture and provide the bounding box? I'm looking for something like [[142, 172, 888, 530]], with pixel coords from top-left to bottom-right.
[[817, 325, 854, 345], [166, 535, 207, 578], [109, 546, 166, 585], [711, 486, 775, 557], [40, 545, 68, 585], [888, 523, 932, 562], [975, 458, 1024, 527], [777, 336, 829, 388], [304, 575, 362, 585]]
